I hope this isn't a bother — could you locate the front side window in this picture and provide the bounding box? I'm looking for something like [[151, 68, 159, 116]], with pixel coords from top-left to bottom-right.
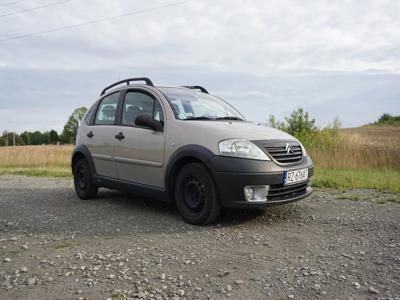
[[158, 87, 244, 121], [122, 91, 164, 128], [154, 100, 164, 125], [95, 92, 120, 125]]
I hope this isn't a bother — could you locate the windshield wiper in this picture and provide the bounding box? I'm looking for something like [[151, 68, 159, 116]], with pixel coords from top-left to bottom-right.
[[215, 117, 244, 121], [184, 116, 214, 120]]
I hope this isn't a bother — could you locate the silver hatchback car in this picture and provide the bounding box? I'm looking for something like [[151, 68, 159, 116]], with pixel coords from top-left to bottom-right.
[[72, 77, 313, 224]]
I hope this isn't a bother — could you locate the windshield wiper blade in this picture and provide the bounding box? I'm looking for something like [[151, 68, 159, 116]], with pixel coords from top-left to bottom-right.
[[215, 117, 244, 121], [184, 116, 214, 120]]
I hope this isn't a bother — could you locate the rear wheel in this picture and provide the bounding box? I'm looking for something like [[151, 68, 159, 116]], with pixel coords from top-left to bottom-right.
[[73, 158, 98, 199], [174, 163, 221, 225]]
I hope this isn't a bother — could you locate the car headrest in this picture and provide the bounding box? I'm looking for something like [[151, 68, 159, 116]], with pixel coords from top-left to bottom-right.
[[126, 105, 142, 113], [125, 105, 142, 123], [102, 105, 115, 118]]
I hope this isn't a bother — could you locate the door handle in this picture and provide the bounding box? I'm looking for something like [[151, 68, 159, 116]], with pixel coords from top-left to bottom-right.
[[87, 131, 94, 138], [115, 132, 125, 141]]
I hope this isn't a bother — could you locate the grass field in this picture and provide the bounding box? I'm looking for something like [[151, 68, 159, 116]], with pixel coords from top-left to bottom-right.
[[0, 126, 399, 192], [308, 126, 400, 170], [0, 145, 71, 177]]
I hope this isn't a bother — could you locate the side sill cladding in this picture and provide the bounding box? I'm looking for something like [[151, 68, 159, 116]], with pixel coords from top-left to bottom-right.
[[71, 144, 97, 177]]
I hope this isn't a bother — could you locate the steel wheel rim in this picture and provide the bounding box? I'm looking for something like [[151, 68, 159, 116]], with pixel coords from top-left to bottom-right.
[[183, 177, 205, 214], [77, 167, 88, 190]]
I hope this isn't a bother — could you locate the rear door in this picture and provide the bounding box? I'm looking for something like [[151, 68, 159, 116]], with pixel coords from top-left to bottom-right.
[[113, 89, 165, 188], [83, 92, 121, 178]]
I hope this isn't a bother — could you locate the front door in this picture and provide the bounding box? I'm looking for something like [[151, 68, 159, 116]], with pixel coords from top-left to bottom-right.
[[114, 89, 165, 188]]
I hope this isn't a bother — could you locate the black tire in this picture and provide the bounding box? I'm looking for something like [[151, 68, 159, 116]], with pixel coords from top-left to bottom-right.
[[174, 163, 221, 225], [73, 158, 98, 200]]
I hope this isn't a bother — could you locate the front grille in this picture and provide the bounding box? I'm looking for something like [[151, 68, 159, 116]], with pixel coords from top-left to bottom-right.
[[264, 142, 303, 164], [267, 181, 308, 202]]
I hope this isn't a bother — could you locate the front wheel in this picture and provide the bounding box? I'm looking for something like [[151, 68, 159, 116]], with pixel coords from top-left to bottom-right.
[[174, 163, 221, 225], [73, 159, 98, 200]]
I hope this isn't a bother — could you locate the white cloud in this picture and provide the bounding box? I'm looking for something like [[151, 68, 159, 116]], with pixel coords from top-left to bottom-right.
[[0, 0, 399, 133], [1, 0, 399, 72]]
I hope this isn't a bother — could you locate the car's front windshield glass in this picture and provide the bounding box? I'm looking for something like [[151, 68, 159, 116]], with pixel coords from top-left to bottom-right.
[[158, 87, 245, 121]]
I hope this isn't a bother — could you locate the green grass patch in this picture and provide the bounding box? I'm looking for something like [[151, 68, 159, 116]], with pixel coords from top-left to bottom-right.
[[55, 240, 80, 249], [143, 286, 154, 294], [313, 168, 400, 193], [112, 290, 124, 299], [0, 167, 71, 178], [336, 194, 361, 201]]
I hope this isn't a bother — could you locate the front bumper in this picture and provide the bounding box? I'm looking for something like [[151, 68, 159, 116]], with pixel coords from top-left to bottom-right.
[[208, 156, 314, 209]]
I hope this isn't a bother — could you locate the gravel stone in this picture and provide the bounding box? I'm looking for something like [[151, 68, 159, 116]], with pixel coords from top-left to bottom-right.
[[0, 176, 399, 299], [368, 287, 379, 294]]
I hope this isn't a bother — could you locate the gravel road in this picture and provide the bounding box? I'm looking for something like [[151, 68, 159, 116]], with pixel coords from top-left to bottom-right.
[[0, 175, 399, 300]]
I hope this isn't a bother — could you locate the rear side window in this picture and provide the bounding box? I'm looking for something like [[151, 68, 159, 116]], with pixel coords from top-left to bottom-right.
[[95, 92, 120, 125], [122, 91, 164, 128]]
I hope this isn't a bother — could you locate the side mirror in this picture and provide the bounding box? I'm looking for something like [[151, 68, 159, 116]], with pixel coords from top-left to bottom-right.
[[135, 115, 162, 131]]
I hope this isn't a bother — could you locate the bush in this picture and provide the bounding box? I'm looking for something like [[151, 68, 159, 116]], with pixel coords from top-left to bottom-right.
[[267, 108, 320, 147], [375, 113, 400, 126], [268, 108, 317, 137]]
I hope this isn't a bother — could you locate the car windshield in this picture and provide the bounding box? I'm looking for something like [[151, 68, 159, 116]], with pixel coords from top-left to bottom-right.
[[158, 87, 245, 121]]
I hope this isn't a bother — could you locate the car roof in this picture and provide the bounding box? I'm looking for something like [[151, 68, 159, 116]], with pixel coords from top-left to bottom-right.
[[100, 77, 211, 98], [101, 85, 204, 98]]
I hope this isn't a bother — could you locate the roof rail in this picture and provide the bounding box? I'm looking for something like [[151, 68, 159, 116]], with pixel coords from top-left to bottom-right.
[[182, 85, 209, 94], [101, 77, 154, 95]]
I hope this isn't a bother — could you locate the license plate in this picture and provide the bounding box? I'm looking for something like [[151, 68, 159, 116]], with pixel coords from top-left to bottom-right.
[[284, 168, 308, 185]]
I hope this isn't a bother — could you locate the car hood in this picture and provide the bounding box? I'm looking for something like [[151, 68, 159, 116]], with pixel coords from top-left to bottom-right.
[[167, 120, 300, 156], [181, 120, 295, 141]]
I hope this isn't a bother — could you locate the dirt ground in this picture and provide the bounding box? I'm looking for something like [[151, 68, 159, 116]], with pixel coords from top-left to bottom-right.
[[0, 175, 399, 300]]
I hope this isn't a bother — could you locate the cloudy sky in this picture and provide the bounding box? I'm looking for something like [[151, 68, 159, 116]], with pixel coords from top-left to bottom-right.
[[0, 0, 399, 133]]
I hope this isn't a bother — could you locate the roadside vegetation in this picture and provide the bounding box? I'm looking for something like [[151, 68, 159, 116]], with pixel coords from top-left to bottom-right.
[[373, 113, 400, 126], [267, 109, 400, 192], [0, 108, 399, 193]]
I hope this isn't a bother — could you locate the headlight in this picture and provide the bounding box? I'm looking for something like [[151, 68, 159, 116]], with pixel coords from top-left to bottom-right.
[[219, 139, 270, 161]]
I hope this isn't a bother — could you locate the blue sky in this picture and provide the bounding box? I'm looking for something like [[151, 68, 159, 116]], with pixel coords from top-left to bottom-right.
[[0, 0, 399, 133]]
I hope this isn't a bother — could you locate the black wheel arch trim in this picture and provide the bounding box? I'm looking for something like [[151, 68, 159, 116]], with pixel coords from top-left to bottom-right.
[[165, 144, 216, 198], [71, 144, 97, 176]]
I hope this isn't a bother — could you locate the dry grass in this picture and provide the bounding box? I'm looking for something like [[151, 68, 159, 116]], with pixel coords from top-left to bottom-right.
[[340, 125, 400, 146], [307, 125, 400, 192], [308, 126, 400, 170], [0, 126, 399, 192], [0, 145, 72, 168]]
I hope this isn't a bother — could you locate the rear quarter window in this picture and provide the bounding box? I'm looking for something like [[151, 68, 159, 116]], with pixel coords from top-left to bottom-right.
[[84, 102, 98, 125]]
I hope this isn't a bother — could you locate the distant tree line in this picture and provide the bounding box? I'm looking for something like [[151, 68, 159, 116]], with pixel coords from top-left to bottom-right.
[[0, 130, 58, 146], [375, 113, 400, 126], [0, 106, 87, 146]]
